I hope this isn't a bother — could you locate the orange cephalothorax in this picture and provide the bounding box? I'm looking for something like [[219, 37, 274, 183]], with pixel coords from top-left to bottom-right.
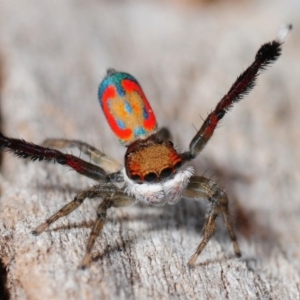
[[125, 135, 182, 183]]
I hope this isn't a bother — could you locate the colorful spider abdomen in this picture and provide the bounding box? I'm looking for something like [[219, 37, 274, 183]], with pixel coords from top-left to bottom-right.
[[98, 69, 157, 146], [125, 136, 182, 183]]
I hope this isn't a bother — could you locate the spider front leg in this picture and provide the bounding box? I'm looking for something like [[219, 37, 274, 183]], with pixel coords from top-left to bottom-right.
[[0, 133, 107, 181], [42, 138, 121, 173], [183, 175, 241, 266]]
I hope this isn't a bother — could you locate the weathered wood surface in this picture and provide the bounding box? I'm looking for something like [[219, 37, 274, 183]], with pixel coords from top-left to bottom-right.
[[0, 1, 299, 299]]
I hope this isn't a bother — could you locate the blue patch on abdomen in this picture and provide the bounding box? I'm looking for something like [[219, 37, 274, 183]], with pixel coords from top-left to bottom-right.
[[117, 119, 126, 129], [134, 127, 146, 137], [125, 101, 133, 114]]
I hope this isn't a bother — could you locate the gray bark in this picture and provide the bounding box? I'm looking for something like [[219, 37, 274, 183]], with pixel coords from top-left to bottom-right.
[[0, 1, 299, 299]]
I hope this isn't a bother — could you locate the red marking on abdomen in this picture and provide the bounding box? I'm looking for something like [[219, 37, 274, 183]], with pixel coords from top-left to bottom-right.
[[122, 79, 157, 131], [102, 85, 133, 141]]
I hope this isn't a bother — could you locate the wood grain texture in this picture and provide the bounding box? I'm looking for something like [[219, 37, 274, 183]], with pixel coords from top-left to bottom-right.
[[0, 1, 300, 299]]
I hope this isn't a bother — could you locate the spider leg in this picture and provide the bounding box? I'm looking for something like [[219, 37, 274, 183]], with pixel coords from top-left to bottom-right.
[[32, 184, 108, 235], [0, 133, 107, 181], [181, 25, 291, 161], [42, 138, 121, 173], [81, 191, 135, 269], [32, 180, 135, 268], [80, 199, 112, 269], [183, 175, 241, 266]]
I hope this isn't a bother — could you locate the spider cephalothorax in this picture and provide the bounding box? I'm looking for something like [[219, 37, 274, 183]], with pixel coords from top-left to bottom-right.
[[125, 136, 183, 183], [0, 25, 291, 268]]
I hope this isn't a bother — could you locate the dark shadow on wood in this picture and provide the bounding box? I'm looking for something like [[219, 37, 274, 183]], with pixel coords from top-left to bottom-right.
[[0, 49, 5, 166], [0, 46, 9, 300], [0, 259, 9, 300]]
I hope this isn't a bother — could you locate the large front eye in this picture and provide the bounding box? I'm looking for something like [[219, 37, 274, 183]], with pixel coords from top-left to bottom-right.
[[160, 167, 173, 179], [144, 172, 158, 182]]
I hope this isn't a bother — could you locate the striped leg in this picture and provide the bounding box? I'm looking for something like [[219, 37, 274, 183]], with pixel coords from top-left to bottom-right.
[[0, 133, 107, 181]]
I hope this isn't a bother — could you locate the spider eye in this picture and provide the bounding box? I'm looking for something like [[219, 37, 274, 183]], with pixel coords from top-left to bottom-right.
[[144, 172, 158, 182], [168, 141, 174, 147], [131, 174, 143, 184], [174, 161, 182, 169], [160, 167, 173, 179]]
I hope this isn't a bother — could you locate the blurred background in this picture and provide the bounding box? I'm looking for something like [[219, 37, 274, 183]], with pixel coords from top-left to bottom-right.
[[0, 1, 299, 299]]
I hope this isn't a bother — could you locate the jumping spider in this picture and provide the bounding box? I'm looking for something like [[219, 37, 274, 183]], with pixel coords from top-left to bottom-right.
[[0, 25, 291, 268]]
